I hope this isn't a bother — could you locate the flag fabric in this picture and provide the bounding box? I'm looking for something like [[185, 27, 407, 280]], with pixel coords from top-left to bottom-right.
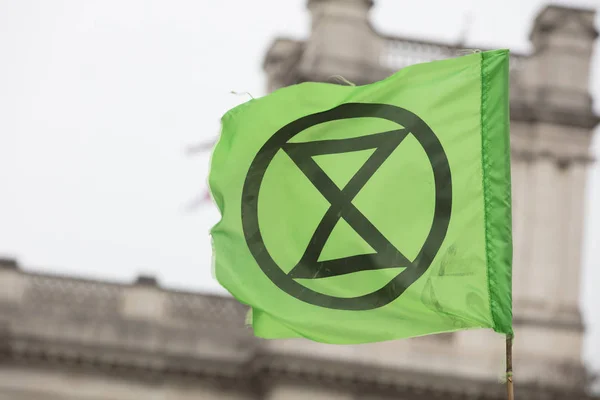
[[209, 49, 512, 344]]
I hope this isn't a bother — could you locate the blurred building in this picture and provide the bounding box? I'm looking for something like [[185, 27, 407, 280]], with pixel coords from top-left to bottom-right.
[[1, 1, 598, 399]]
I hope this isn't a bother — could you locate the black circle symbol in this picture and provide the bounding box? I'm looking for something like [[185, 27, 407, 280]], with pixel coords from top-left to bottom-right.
[[242, 103, 452, 310]]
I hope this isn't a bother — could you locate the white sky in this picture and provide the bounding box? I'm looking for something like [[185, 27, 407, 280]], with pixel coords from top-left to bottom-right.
[[0, 0, 599, 371]]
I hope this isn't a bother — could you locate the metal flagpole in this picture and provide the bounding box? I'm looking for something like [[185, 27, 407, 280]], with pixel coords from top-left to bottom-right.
[[506, 334, 514, 400]]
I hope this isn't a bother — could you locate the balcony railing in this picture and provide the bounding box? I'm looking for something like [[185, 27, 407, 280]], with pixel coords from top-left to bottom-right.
[[380, 38, 526, 71]]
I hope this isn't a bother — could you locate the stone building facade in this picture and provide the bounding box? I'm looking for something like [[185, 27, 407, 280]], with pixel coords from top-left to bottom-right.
[[0, 1, 598, 399]]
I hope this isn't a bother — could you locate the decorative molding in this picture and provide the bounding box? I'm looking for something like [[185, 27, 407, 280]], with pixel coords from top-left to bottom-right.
[[0, 266, 591, 391], [1, 339, 593, 400], [510, 148, 595, 165], [510, 99, 599, 130], [513, 315, 585, 332]]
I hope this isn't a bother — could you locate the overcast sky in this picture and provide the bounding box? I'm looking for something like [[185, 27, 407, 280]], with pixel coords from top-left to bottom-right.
[[0, 0, 598, 371]]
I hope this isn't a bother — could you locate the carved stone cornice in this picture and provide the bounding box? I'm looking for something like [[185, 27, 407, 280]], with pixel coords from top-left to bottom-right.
[[256, 352, 598, 400], [514, 313, 585, 333], [510, 99, 599, 131], [0, 264, 593, 394], [510, 148, 595, 165], [1, 337, 594, 400]]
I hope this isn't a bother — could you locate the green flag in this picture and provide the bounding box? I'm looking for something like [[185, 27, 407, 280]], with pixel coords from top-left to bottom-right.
[[209, 49, 512, 344]]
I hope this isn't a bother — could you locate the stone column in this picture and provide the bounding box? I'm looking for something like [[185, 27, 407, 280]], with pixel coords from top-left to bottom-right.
[[526, 157, 561, 308], [560, 161, 589, 314], [510, 156, 531, 304]]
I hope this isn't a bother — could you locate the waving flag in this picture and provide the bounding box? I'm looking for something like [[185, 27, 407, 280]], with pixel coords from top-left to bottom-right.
[[209, 50, 512, 344]]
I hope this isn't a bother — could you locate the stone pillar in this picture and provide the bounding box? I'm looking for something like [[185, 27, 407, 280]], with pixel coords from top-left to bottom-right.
[[121, 275, 165, 321], [527, 157, 562, 306], [511, 4, 598, 320], [299, 0, 386, 84], [517, 5, 598, 127], [506, 5, 598, 388], [510, 155, 531, 304], [0, 258, 25, 306], [560, 161, 589, 314]]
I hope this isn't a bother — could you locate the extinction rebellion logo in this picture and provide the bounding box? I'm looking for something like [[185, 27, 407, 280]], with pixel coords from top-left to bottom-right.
[[241, 103, 452, 311]]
